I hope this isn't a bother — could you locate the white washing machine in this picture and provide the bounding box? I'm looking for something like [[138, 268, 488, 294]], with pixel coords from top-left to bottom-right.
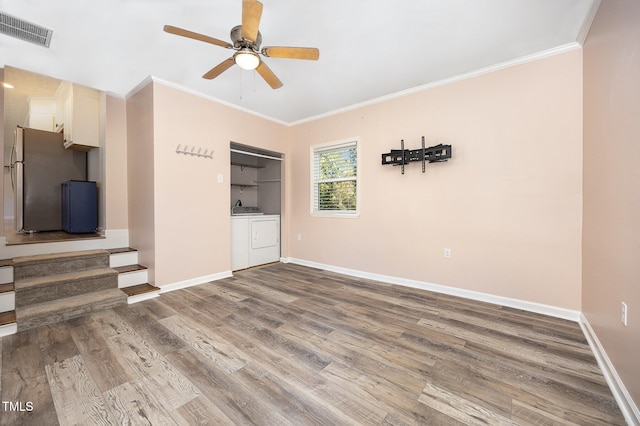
[[231, 209, 280, 271]]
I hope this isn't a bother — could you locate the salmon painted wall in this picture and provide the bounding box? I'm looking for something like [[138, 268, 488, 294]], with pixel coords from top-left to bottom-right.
[[288, 50, 584, 310], [126, 83, 156, 282], [583, 0, 640, 410], [104, 95, 129, 231], [146, 81, 289, 287]]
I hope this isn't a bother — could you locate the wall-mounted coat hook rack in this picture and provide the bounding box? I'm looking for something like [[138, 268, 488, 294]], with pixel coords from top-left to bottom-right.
[[381, 137, 452, 174], [176, 144, 214, 159]]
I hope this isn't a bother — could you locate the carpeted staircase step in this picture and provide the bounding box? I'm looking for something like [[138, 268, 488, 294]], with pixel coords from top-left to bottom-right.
[[13, 249, 110, 280], [16, 288, 127, 331], [15, 268, 118, 308]]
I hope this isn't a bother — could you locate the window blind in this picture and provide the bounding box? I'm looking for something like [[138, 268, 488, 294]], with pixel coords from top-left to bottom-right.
[[311, 141, 358, 214]]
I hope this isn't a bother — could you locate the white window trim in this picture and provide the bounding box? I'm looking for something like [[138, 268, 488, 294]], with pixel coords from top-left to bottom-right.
[[310, 137, 360, 218]]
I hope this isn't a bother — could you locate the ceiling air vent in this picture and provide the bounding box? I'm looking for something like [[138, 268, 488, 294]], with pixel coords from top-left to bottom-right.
[[0, 11, 52, 47]]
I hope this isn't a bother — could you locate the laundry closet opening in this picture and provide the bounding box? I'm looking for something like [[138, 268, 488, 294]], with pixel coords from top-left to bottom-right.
[[230, 142, 283, 271]]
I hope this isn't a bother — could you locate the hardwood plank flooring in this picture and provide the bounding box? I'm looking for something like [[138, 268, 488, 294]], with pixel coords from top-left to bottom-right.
[[0, 263, 625, 425], [3, 219, 103, 246]]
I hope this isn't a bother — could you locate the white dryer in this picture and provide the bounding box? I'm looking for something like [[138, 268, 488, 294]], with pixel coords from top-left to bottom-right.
[[249, 215, 280, 267], [231, 209, 280, 271]]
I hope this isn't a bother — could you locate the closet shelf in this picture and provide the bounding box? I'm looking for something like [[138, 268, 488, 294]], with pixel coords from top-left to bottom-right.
[[253, 179, 281, 183], [231, 183, 258, 188], [231, 162, 264, 170]]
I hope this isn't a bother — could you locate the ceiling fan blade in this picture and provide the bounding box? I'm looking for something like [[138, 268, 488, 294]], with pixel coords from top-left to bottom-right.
[[241, 0, 263, 42], [256, 61, 283, 89], [164, 25, 232, 49], [261, 46, 320, 60], [203, 58, 236, 79]]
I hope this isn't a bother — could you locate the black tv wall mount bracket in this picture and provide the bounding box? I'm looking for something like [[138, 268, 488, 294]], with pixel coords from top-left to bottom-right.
[[381, 137, 452, 174]]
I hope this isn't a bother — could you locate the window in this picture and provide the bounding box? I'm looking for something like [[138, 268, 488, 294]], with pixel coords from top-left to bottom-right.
[[310, 139, 359, 216]]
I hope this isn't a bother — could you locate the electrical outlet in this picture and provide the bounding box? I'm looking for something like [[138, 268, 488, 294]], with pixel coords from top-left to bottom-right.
[[444, 248, 451, 259], [297, 234, 302, 241], [621, 302, 628, 326]]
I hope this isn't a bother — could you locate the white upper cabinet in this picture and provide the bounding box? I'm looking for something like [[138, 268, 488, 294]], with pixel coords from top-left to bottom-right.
[[55, 81, 100, 150], [26, 97, 56, 131]]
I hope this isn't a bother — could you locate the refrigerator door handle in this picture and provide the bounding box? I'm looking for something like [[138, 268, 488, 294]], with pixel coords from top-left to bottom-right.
[[13, 127, 24, 162], [9, 144, 16, 191], [14, 161, 24, 232], [9, 132, 18, 191]]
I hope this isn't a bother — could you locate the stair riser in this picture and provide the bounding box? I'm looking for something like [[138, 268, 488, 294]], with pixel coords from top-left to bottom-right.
[[0, 323, 17, 337], [109, 251, 138, 268], [16, 274, 117, 307], [0, 292, 15, 311], [14, 255, 110, 280], [128, 291, 160, 305], [119, 270, 149, 288], [0, 267, 13, 285]]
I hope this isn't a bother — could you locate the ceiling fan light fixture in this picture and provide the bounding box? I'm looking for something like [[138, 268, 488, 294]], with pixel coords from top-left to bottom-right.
[[234, 49, 260, 70], [164, 0, 319, 89]]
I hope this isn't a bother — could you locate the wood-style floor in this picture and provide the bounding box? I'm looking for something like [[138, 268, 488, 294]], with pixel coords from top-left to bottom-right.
[[3, 219, 103, 246], [0, 263, 624, 425]]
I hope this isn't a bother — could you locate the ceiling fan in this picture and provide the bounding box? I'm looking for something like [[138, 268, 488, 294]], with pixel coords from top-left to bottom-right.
[[163, 0, 319, 89]]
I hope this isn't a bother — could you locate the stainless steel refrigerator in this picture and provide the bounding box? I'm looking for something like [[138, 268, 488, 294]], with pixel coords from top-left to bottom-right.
[[10, 126, 87, 232]]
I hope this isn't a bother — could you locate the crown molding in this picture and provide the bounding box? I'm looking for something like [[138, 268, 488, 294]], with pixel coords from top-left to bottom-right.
[[289, 42, 582, 127]]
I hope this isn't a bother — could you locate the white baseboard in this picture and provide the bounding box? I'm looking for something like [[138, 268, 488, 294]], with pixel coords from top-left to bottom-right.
[[283, 257, 581, 322], [158, 270, 233, 294], [580, 314, 640, 426]]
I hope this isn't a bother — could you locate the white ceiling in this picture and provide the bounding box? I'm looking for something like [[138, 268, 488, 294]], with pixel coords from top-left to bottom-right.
[[1, 0, 597, 124]]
